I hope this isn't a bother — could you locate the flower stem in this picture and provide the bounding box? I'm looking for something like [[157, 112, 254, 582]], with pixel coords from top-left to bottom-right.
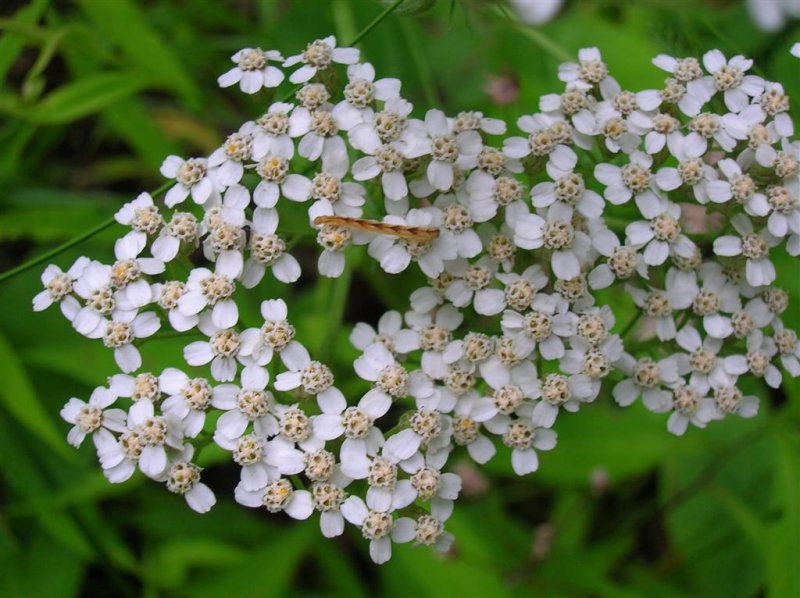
[[348, 0, 405, 46], [620, 311, 643, 340], [0, 180, 173, 285]]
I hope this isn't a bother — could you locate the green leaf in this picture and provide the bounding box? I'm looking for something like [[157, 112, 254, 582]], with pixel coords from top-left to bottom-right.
[[763, 429, 800, 598], [0, 410, 93, 559], [0, 530, 85, 598], [183, 520, 314, 596], [78, 0, 200, 108], [101, 98, 179, 170], [22, 71, 152, 125], [0, 328, 70, 458], [145, 539, 244, 589], [0, 0, 49, 81]]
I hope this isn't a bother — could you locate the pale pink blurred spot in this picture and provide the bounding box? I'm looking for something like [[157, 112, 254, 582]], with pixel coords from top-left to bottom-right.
[[484, 73, 520, 105], [590, 466, 611, 496], [681, 203, 725, 234], [454, 460, 489, 497], [531, 522, 555, 562]]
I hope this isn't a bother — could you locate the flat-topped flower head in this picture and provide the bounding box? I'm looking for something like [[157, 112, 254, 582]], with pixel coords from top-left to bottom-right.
[[31, 37, 800, 565]]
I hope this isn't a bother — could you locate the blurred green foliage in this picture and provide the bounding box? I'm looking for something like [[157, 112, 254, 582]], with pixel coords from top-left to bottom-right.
[[1, 0, 799, 596]]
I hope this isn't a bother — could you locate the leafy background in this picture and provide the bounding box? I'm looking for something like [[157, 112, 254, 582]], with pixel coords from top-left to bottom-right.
[[1, 0, 799, 596]]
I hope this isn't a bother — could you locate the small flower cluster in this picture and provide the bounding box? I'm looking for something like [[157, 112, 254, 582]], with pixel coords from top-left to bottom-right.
[[34, 38, 800, 563]]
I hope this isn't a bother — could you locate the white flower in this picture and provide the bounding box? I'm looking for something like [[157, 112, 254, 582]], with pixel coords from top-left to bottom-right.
[[513, 203, 592, 279], [712, 386, 759, 420], [236, 477, 314, 520], [504, 113, 579, 179], [125, 399, 184, 478], [108, 232, 164, 311], [626, 276, 694, 341], [246, 102, 296, 160], [472, 263, 548, 317], [531, 171, 604, 220], [308, 169, 366, 218], [212, 367, 276, 445], [675, 326, 747, 394], [314, 387, 390, 479], [763, 181, 800, 240], [655, 134, 732, 204], [688, 111, 748, 153], [207, 125, 253, 186], [558, 47, 620, 99], [218, 47, 284, 94], [587, 226, 647, 290], [103, 310, 161, 373], [501, 293, 577, 360], [713, 215, 779, 287], [613, 355, 682, 414], [688, 50, 764, 113], [274, 342, 345, 412], [158, 368, 217, 438], [32, 257, 87, 319], [510, 0, 563, 24], [420, 109, 482, 191], [637, 112, 684, 155], [743, 330, 780, 389], [183, 317, 245, 382], [394, 454, 461, 520], [283, 36, 359, 84], [447, 392, 497, 463], [403, 305, 464, 379], [593, 151, 655, 205], [527, 372, 594, 427], [289, 105, 350, 175], [60, 386, 126, 449], [177, 250, 243, 330], [240, 208, 302, 286], [161, 451, 217, 513], [539, 89, 596, 137], [253, 154, 312, 208], [773, 320, 800, 376], [666, 386, 716, 436], [488, 417, 557, 475], [307, 200, 356, 278], [382, 408, 451, 463], [350, 310, 418, 355], [716, 158, 769, 217], [114, 192, 163, 241], [367, 208, 457, 278], [340, 493, 398, 564], [559, 333, 623, 396], [625, 195, 696, 266], [151, 210, 200, 263], [160, 155, 220, 208], [238, 299, 306, 369], [332, 62, 401, 130]]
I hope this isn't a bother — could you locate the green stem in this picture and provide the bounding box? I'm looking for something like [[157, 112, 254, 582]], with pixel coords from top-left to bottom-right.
[[399, 19, 439, 107], [349, 0, 404, 46], [319, 250, 359, 361], [619, 311, 643, 340], [0, 216, 115, 284], [0, 180, 172, 285], [493, 4, 572, 63]]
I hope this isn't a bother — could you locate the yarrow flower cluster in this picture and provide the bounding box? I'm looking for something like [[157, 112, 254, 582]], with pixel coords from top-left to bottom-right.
[[34, 38, 800, 564]]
